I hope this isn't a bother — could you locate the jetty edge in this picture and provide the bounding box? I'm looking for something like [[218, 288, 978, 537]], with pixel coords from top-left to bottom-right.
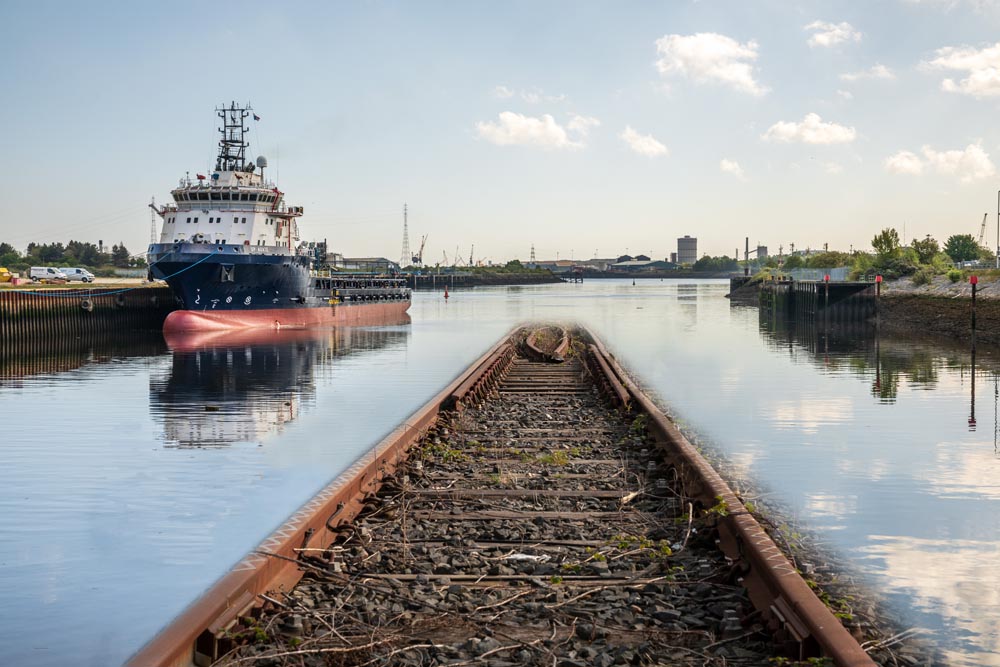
[[127, 325, 875, 667]]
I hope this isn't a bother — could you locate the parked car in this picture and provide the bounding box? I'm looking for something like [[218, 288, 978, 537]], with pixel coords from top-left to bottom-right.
[[29, 267, 68, 282], [62, 267, 95, 283]]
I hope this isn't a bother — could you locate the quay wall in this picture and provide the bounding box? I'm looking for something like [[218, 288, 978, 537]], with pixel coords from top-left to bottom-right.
[[0, 286, 176, 346]]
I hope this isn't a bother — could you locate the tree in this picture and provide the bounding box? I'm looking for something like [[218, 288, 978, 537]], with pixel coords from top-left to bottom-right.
[[693, 255, 739, 272], [911, 235, 939, 265], [782, 255, 804, 269], [944, 234, 980, 263], [111, 242, 131, 268], [803, 251, 852, 269], [872, 228, 901, 258]]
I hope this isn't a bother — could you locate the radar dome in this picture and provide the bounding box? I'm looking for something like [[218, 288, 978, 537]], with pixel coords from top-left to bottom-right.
[[256, 155, 268, 168]]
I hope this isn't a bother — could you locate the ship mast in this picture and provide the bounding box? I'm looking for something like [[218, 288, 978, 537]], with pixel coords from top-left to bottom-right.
[[215, 102, 251, 172]]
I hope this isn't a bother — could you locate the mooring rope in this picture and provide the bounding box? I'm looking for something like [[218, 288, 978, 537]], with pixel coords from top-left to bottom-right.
[[3, 250, 221, 298]]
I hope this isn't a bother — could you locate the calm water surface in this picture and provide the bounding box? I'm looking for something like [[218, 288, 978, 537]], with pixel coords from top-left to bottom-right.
[[1, 280, 998, 666]]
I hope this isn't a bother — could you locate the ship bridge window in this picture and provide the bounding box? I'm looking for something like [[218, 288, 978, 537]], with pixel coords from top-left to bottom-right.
[[197, 192, 208, 201], [241, 217, 246, 224], [186, 217, 191, 223], [240, 193, 248, 201], [221, 192, 230, 200], [249, 194, 258, 201], [194, 217, 199, 223], [211, 192, 221, 201]]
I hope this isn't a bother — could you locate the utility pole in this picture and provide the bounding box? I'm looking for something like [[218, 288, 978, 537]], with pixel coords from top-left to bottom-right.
[[400, 203, 410, 269]]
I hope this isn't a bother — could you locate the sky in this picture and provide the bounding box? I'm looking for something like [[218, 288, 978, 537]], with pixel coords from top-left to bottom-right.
[[4, 0, 1000, 264]]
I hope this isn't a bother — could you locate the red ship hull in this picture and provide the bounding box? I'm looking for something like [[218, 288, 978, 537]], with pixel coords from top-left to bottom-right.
[[162, 301, 411, 333]]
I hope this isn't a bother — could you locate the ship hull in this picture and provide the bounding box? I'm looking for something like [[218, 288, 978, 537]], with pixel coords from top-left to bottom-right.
[[148, 244, 411, 333], [163, 301, 411, 333]]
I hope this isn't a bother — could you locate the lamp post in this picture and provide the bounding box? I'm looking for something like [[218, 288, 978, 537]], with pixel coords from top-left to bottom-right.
[[996, 190, 999, 269]]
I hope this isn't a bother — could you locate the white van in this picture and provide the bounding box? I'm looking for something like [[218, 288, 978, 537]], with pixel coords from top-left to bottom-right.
[[29, 267, 68, 282], [62, 267, 95, 283]]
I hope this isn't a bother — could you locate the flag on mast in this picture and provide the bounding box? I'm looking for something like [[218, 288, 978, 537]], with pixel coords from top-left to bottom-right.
[[253, 113, 261, 121]]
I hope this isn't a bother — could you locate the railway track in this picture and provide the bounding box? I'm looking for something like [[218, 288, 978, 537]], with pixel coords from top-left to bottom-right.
[[129, 326, 878, 667]]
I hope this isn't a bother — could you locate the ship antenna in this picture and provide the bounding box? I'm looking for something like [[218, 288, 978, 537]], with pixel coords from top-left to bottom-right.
[[215, 101, 250, 172], [400, 203, 411, 269], [150, 196, 158, 243]]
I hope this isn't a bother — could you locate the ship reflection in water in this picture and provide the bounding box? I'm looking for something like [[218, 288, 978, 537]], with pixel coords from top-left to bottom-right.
[[151, 321, 410, 448]]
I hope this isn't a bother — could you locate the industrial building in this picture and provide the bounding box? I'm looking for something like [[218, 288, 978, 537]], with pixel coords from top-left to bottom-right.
[[677, 236, 697, 265]]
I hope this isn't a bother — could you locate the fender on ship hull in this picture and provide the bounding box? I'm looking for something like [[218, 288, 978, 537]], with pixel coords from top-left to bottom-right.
[[163, 302, 411, 333]]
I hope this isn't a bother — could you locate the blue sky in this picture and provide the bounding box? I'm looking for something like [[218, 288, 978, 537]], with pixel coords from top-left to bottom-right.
[[4, 1, 1000, 263]]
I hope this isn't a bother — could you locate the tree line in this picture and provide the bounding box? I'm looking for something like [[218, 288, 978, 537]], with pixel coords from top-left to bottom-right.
[[0, 240, 147, 272]]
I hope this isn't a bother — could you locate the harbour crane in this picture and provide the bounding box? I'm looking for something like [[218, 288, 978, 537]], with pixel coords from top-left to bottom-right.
[[411, 234, 428, 266], [978, 213, 989, 245]]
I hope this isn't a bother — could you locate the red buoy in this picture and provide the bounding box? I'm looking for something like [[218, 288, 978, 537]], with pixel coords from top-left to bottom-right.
[[970, 275, 979, 285], [444, 286, 449, 299]]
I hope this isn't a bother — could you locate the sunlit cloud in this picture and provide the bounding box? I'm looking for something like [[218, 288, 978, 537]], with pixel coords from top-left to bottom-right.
[[840, 64, 896, 81], [568, 114, 600, 136], [719, 158, 746, 179], [654, 32, 768, 96], [923, 42, 1000, 97], [620, 126, 669, 157], [884, 144, 995, 182], [805, 21, 862, 48], [762, 113, 857, 144], [476, 112, 587, 150]]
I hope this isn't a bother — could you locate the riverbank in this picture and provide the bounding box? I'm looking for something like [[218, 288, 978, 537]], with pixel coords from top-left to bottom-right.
[[879, 275, 998, 345], [407, 271, 562, 289]]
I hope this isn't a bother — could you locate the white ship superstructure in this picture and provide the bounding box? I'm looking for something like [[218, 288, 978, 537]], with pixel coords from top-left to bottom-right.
[[153, 103, 302, 251]]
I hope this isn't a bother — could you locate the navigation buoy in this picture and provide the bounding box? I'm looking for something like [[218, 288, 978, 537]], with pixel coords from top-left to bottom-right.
[[444, 286, 449, 299]]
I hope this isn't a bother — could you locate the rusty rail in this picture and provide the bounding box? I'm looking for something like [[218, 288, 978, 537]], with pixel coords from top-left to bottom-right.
[[524, 326, 569, 362], [130, 325, 875, 667], [583, 329, 875, 667], [125, 329, 517, 667]]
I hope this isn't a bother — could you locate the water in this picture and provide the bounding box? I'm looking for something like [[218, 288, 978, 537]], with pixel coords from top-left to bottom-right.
[[1, 279, 998, 665]]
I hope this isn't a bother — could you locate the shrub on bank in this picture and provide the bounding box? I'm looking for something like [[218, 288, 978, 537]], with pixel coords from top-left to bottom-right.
[[912, 268, 935, 286], [947, 269, 963, 283]]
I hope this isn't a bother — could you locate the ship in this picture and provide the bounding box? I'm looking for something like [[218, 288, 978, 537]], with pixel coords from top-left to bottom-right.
[[147, 102, 411, 332]]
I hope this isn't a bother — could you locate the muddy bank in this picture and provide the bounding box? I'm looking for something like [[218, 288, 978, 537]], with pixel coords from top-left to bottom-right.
[[878, 294, 994, 345]]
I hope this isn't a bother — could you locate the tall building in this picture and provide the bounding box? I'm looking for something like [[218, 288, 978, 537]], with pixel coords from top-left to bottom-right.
[[677, 236, 697, 265], [756, 245, 768, 259]]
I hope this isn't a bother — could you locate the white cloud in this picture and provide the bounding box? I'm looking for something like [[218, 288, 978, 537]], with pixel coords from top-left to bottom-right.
[[719, 158, 746, 179], [923, 42, 1000, 97], [885, 150, 925, 175], [492, 85, 566, 104], [884, 144, 996, 182], [923, 144, 996, 181], [476, 112, 586, 150], [840, 64, 896, 81], [654, 32, 768, 96], [568, 114, 600, 136], [836, 89, 854, 100], [804, 21, 862, 48], [825, 161, 844, 174], [762, 113, 857, 144], [620, 126, 669, 157]]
